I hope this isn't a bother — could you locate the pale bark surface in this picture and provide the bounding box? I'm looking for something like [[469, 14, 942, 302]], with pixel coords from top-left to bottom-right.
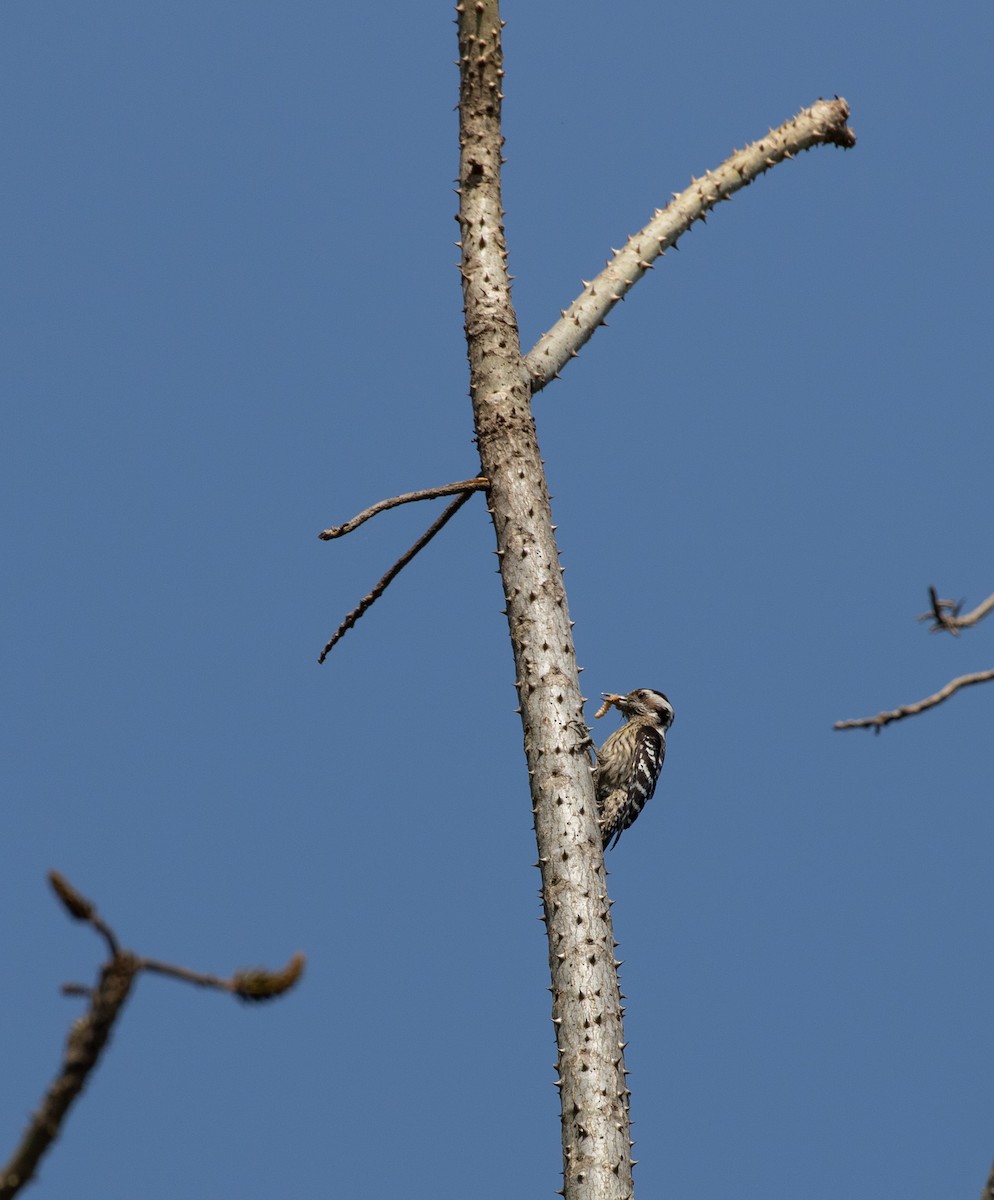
[[456, 5, 633, 1197], [526, 98, 855, 390]]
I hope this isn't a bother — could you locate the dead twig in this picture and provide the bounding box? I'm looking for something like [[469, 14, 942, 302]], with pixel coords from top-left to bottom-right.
[[0, 874, 303, 1199], [918, 585, 994, 636], [318, 487, 480, 663], [318, 477, 488, 540], [833, 668, 994, 733]]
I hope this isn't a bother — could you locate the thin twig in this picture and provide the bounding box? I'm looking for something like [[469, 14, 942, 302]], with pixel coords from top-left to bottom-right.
[[834, 669, 994, 733], [917, 585, 994, 636], [318, 487, 480, 664], [525, 97, 856, 390], [142, 953, 305, 1002], [141, 957, 233, 991], [47, 870, 120, 956], [318, 477, 488, 540]]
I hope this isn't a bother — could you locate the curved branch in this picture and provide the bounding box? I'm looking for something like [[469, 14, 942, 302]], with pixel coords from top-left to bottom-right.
[[918, 585, 994, 636], [834, 669, 994, 733], [318, 477, 488, 540], [317, 488, 479, 664], [525, 97, 855, 390]]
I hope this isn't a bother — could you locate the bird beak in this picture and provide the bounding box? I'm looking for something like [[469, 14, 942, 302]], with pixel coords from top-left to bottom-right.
[[594, 693, 625, 719]]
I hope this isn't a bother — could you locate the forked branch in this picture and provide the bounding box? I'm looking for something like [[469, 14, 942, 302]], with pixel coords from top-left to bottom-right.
[[318, 487, 482, 663], [836, 583, 994, 730], [834, 669, 994, 733], [917, 586, 994, 636], [0, 873, 303, 1200]]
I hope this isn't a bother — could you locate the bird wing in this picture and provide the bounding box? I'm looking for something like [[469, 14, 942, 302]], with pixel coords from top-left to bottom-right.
[[605, 726, 664, 849]]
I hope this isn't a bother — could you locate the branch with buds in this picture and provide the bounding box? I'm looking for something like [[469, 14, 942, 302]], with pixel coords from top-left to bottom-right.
[[0, 874, 303, 1200]]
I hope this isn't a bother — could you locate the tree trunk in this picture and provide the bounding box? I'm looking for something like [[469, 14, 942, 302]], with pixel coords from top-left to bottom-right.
[[457, 5, 633, 1198]]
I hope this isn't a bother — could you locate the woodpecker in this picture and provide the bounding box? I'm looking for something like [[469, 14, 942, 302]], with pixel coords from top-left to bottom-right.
[[593, 688, 674, 849]]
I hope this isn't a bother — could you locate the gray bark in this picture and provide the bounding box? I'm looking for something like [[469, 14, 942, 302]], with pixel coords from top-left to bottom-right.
[[455, 8, 855, 1197], [456, 5, 633, 1198]]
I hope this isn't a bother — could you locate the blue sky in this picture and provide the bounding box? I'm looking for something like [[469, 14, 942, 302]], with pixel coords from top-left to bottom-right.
[[3, 3, 993, 1197]]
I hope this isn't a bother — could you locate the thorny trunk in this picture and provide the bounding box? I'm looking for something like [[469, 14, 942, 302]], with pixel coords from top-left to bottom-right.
[[456, 4, 633, 1198]]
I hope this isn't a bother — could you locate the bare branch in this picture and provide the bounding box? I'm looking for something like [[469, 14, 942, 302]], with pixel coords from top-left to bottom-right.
[[0, 875, 303, 1198], [142, 952, 306, 1002], [834, 669, 994, 732], [48, 870, 120, 957], [318, 477, 488, 540], [317, 488, 480, 664], [0, 951, 139, 1200], [918, 585, 994, 636], [525, 97, 856, 390], [3, 876, 136, 1200]]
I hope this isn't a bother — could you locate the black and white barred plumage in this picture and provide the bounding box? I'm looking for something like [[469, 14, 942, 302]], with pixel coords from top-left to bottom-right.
[[593, 689, 674, 849]]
